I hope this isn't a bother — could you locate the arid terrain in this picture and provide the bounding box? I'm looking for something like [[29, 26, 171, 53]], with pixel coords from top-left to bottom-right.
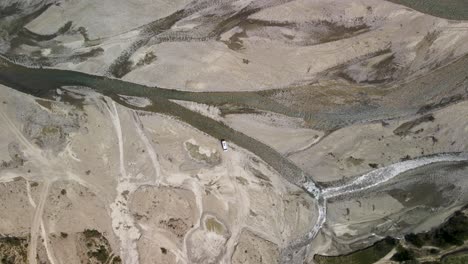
[[1, 0, 468, 263]]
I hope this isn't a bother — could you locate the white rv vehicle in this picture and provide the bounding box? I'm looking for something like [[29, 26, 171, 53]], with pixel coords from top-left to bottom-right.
[[220, 139, 228, 151]]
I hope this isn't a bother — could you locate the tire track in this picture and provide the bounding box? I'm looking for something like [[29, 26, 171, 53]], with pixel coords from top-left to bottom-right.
[[131, 111, 162, 184], [104, 98, 141, 264], [28, 180, 50, 264]]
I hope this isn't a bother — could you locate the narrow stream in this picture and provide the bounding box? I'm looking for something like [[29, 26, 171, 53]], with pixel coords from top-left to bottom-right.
[[0, 57, 322, 197], [4, 57, 467, 263], [322, 152, 468, 199]]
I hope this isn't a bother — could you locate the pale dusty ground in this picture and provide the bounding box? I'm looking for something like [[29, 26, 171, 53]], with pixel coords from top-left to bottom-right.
[[232, 230, 279, 264], [20, 0, 468, 91], [25, 0, 191, 39], [225, 113, 323, 155], [4, 0, 468, 263], [172, 100, 324, 155], [290, 100, 468, 182], [0, 83, 317, 264], [310, 158, 468, 260]]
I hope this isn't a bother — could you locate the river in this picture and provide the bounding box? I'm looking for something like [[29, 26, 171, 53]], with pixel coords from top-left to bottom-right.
[[4, 56, 468, 264], [0, 56, 322, 197]]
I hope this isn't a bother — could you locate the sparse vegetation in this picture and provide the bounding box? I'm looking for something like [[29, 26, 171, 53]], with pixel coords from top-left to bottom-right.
[[391, 245, 416, 262], [111, 59, 134, 78], [442, 253, 468, 264], [135, 51, 157, 67], [89, 245, 109, 263], [83, 229, 101, 239], [0, 236, 28, 264], [159, 218, 189, 238], [405, 233, 424, 248], [393, 114, 435, 136], [236, 176, 248, 185], [3, 2, 468, 264], [314, 237, 397, 264], [161, 247, 167, 254], [184, 141, 221, 165], [405, 210, 468, 248], [80, 229, 120, 264], [1, 237, 23, 246]]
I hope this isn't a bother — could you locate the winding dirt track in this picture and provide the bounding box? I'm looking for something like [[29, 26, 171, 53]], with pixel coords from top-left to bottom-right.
[[2, 57, 468, 263], [28, 181, 50, 264], [0, 56, 321, 197]]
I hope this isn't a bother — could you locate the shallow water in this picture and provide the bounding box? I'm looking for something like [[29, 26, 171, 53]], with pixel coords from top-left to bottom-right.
[[0, 57, 319, 196], [389, 0, 468, 20]]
